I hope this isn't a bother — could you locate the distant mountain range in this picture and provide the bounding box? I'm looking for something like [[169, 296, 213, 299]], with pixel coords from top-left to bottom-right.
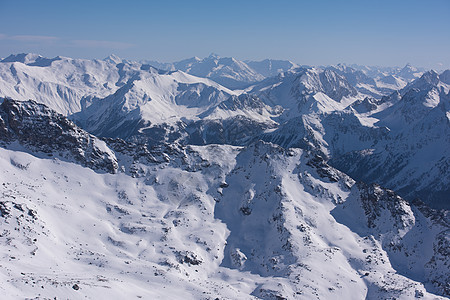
[[0, 53, 448, 299]]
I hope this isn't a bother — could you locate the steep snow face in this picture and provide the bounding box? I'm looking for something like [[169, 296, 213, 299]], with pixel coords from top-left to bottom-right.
[[70, 73, 285, 146], [0, 135, 448, 299], [0, 145, 255, 299], [259, 109, 390, 162], [199, 94, 281, 122], [0, 54, 146, 115], [252, 70, 449, 209], [325, 64, 387, 98]]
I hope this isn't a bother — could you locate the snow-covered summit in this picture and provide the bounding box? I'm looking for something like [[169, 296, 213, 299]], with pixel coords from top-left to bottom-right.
[[173, 54, 265, 89], [333, 71, 450, 209], [103, 54, 123, 65], [397, 63, 423, 81], [70, 69, 242, 140], [249, 67, 358, 119], [245, 59, 300, 77], [0, 54, 142, 114]]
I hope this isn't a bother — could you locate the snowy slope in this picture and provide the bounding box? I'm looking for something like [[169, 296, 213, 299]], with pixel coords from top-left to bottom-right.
[[0, 126, 448, 299], [249, 67, 359, 121], [0, 101, 448, 298], [142, 54, 266, 90], [0, 53, 146, 115], [69, 70, 281, 145], [0, 53, 448, 300], [246, 69, 449, 209], [0, 53, 447, 210], [332, 70, 450, 209], [71, 69, 237, 135]]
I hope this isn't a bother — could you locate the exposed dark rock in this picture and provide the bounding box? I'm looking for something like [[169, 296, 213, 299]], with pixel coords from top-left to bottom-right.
[[0, 99, 118, 173]]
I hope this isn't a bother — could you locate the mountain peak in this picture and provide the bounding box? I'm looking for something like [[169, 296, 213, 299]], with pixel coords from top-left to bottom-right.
[[439, 69, 450, 85], [397, 63, 423, 80], [1, 53, 43, 64], [207, 53, 220, 59], [418, 69, 440, 85], [103, 54, 122, 64]]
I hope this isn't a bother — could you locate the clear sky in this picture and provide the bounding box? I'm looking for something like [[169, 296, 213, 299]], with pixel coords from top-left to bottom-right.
[[1, 0, 449, 69]]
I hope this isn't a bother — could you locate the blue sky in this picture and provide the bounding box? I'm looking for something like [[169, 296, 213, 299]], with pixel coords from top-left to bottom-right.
[[1, 0, 449, 68]]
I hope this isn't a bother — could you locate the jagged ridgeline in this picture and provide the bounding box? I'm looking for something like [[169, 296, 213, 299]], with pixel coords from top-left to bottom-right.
[[0, 54, 449, 299], [1, 54, 447, 209]]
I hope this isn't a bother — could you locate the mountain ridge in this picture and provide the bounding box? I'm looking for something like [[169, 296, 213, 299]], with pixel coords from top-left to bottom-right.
[[0, 99, 448, 298], [0, 52, 448, 299]]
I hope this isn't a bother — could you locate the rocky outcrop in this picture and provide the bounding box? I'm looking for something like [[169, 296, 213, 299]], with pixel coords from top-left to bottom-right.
[[0, 98, 118, 173]]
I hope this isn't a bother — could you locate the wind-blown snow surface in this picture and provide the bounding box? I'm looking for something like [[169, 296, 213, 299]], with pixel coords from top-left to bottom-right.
[[0, 138, 448, 299]]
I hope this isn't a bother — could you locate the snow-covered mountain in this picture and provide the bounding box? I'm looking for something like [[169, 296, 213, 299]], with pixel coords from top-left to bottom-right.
[[245, 59, 300, 78], [332, 70, 450, 209], [70, 70, 281, 146], [249, 67, 359, 120], [252, 69, 449, 209], [1, 55, 447, 209], [143, 54, 265, 89], [0, 53, 449, 299], [349, 63, 425, 82], [326, 63, 427, 98], [0, 53, 148, 115], [71, 69, 237, 138], [0, 99, 117, 173], [0, 101, 448, 298], [143, 55, 303, 90], [170, 54, 266, 89]]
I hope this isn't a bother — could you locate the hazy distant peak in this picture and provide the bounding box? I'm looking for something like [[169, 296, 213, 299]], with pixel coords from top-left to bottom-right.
[[1, 53, 43, 64], [1, 53, 64, 67], [103, 54, 123, 64], [416, 69, 440, 86], [246, 59, 300, 77], [439, 70, 450, 85], [207, 53, 220, 59]]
